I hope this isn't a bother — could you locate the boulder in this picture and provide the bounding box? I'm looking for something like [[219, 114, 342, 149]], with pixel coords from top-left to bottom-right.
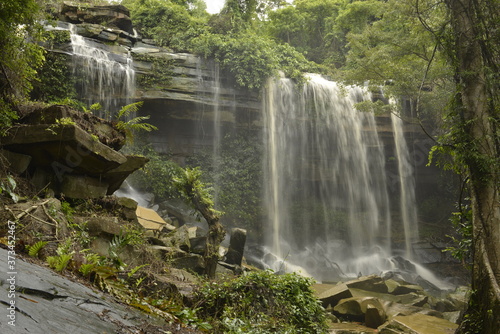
[[19, 105, 125, 150], [378, 313, 458, 334], [60, 174, 108, 198], [161, 224, 201, 252], [1, 149, 31, 174], [225, 228, 247, 266], [104, 155, 150, 195], [314, 282, 353, 308], [116, 196, 138, 220], [3, 124, 126, 175], [346, 274, 389, 293], [170, 253, 205, 275], [135, 205, 176, 233], [329, 323, 378, 333], [85, 216, 122, 236], [333, 297, 386, 327], [158, 199, 205, 225]]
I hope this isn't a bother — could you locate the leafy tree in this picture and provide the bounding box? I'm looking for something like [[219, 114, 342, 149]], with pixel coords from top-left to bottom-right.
[[174, 167, 225, 278], [265, 0, 345, 65], [0, 0, 45, 132], [435, 0, 500, 331], [124, 0, 209, 51]]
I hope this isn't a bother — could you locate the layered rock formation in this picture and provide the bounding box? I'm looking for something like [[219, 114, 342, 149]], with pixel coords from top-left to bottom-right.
[[1, 105, 147, 198]]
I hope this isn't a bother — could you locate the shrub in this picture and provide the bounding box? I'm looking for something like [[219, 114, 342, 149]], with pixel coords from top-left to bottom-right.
[[194, 270, 328, 333]]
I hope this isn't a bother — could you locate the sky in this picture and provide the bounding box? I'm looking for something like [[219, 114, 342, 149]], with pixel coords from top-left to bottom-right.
[[203, 0, 225, 14]]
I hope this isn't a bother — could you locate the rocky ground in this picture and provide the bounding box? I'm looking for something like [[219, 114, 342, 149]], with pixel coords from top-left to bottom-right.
[[0, 247, 204, 333]]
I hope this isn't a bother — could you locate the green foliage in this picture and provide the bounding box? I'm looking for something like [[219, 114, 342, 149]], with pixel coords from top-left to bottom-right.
[[115, 101, 158, 144], [126, 0, 209, 51], [186, 132, 263, 233], [47, 240, 75, 272], [27, 240, 48, 258], [191, 29, 315, 90], [266, 0, 345, 66], [0, 175, 19, 203], [0, 0, 45, 118], [31, 52, 76, 103], [125, 144, 184, 201], [195, 270, 328, 333], [134, 54, 174, 90], [0, 101, 19, 136], [354, 99, 395, 115], [444, 201, 473, 265], [79, 252, 102, 277]]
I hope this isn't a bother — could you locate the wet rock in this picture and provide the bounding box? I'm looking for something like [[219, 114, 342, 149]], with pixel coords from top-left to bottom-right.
[[333, 296, 386, 327], [116, 196, 138, 220], [365, 303, 385, 328], [0, 248, 166, 333], [392, 284, 424, 295], [314, 282, 353, 308], [378, 313, 458, 334], [225, 228, 247, 266], [159, 199, 205, 225], [346, 274, 389, 293], [162, 224, 200, 252], [329, 322, 378, 333]]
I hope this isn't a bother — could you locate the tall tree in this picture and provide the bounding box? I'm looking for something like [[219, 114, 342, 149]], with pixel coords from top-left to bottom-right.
[[441, 0, 500, 332], [0, 0, 45, 131]]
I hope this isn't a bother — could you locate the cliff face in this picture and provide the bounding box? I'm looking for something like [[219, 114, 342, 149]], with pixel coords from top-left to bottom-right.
[[44, 3, 452, 217], [46, 3, 261, 160]]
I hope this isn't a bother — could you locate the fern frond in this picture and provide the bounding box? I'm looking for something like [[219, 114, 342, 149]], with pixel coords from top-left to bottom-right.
[[117, 101, 144, 120], [79, 263, 96, 276], [27, 241, 48, 258], [55, 253, 73, 272]]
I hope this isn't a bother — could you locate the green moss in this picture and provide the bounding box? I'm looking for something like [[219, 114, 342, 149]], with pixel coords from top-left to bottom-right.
[[134, 54, 174, 90]]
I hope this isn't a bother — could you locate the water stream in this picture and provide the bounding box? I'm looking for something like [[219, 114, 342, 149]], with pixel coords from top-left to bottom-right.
[[69, 24, 135, 117]]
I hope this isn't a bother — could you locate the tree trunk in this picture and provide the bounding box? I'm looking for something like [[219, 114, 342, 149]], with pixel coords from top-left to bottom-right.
[[177, 168, 226, 279], [445, 0, 500, 332]]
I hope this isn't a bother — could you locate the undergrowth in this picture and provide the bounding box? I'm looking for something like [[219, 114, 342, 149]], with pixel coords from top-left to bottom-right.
[[194, 270, 328, 334]]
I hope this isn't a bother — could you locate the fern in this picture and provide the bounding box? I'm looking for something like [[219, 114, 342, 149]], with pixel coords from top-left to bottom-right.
[[128, 264, 149, 278], [114, 101, 158, 144], [116, 101, 143, 120], [79, 263, 96, 276], [47, 253, 73, 272], [27, 241, 48, 258]]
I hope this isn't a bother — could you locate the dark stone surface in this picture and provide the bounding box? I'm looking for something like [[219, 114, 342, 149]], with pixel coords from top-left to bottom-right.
[[0, 248, 164, 333], [225, 228, 247, 266]]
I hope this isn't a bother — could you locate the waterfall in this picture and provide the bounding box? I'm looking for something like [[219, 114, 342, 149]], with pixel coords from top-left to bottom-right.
[[211, 63, 222, 204], [263, 74, 418, 280], [391, 112, 419, 258], [69, 24, 135, 118]]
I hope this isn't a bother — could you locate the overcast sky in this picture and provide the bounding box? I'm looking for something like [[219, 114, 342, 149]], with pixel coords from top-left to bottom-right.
[[203, 0, 225, 14]]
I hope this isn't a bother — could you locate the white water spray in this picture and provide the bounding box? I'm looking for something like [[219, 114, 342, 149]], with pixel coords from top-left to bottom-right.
[[69, 24, 135, 117], [391, 111, 419, 259], [263, 74, 418, 281]]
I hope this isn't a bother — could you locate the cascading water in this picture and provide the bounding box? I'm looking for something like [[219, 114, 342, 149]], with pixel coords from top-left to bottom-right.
[[69, 24, 135, 117], [391, 111, 419, 259], [262, 73, 417, 281]]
